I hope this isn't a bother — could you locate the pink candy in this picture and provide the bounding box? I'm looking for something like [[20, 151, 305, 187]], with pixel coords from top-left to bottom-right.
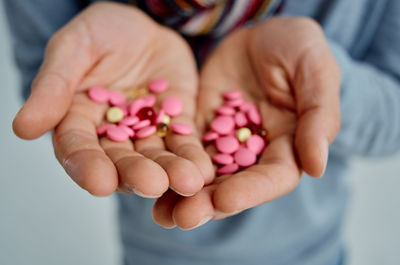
[[106, 126, 130, 142], [246, 135, 265, 155], [204, 89, 268, 175], [234, 147, 257, 167], [162, 96, 183, 117], [149, 79, 169, 94], [202, 131, 219, 142], [136, 126, 156, 139], [212, 153, 234, 165], [88, 86, 109, 103], [109, 90, 126, 106], [90, 79, 191, 144], [171, 122, 192, 135], [211, 116, 235, 135], [217, 163, 239, 175], [132, 119, 151, 131], [215, 136, 239, 154]]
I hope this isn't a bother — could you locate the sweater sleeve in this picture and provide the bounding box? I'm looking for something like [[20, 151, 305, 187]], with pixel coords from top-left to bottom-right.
[[328, 0, 400, 157], [3, 0, 86, 100]]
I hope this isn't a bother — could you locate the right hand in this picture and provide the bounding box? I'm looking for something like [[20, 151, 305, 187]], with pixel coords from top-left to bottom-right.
[[12, 2, 214, 200]]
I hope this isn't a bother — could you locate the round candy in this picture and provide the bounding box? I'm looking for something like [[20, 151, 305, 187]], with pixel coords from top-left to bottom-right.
[[149, 79, 169, 93], [136, 126, 156, 139], [119, 116, 139, 126], [225, 98, 244, 108], [97, 124, 116, 136], [120, 125, 135, 138], [239, 102, 255, 112], [246, 134, 266, 155], [132, 119, 151, 131], [210, 116, 235, 135], [162, 97, 183, 117], [108, 90, 126, 106], [106, 107, 124, 123], [212, 153, 234, 165], [236, 127, 252, 142], [216, 106, 235, 116], [223, 90, 242, 101], [161, 114, 171, 125], [202, 131, 219, 142], [142, 94, 156, 107], [129, 98, 146, 116], [247, 105, 261, 125], [235, 111, 248, 127], [88, 86, 109, 103], [215, 135, 239, 154], [156, 123, 169, 137], [106, 126, 129, 142], [171, 122, 192, 135], [155, 109, 166, 124], [137, 107, 156, 123], [234, 147, 257, 167], [217, 163, 239, 175]]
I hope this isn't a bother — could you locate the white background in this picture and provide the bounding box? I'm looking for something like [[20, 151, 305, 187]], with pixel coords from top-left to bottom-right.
[[0, 3, 399, 265]]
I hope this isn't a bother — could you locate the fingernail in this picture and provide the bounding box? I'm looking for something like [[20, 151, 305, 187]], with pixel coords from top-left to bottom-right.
[[320, 139, 329, 177], [169, 186, 195, 197], [182, 215, 213, 231], [123, 185, 162, 198], [213, 210, 242, 220]]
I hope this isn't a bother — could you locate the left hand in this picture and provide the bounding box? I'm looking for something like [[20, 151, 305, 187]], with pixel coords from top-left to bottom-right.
[[152, 17, 341, 229]]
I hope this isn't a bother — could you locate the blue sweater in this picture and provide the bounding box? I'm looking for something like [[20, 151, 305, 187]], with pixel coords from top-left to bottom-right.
[[4, 0, 400, 264]]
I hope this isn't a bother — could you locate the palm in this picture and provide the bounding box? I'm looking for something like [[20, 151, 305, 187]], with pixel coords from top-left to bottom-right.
[[153, 28, 302, 229], [44, 3, 214, 198]]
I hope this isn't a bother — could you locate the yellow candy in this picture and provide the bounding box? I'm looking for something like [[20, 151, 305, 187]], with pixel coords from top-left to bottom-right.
[[161, 114, 171, 125], [106, 107, 124, 123], [156, 123, 169, 137], [237, 127, 252, 142], [126, 87, 149, 101]]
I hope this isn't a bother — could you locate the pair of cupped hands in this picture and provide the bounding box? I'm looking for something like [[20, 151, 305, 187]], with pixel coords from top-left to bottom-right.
[[13, 3, 341, 230]]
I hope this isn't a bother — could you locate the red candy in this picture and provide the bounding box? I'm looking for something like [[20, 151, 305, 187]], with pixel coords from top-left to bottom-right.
[[136, 107, 156, 123]]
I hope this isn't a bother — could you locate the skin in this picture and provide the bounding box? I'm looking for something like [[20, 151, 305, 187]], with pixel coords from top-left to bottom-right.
[[12, 3, 341, 230], [12, 2, 214, 197], [153, 18, 341, 230]]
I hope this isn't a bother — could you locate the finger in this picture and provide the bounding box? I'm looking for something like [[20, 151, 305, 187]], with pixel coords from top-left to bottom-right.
[[152, 189, 181, 228], [13, 20, 94, 140], [99, 137, 169, 198], [135, 134, 204, 197], [172, 185, 216, 230], [213, 134, 301, 214], [53, 95, 117, 196], [294, 46, 341, 177], [165, 114, 215, 185], [158, 76, 215, 185]]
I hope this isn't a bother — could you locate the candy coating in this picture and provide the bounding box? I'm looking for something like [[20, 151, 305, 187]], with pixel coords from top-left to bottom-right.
[[217, 163, 239, 175], [149, 79, 168, 93], [162, 97, 183, 117], [106, 107, 124, 123], [108, 90, 126, 106], [246, 134, 266, 155], [106, 126, 129, 142], [171, 122, 192, 135], [136, 126, 156, 139], [132, 119, 151, 130], [215, 135, 239, 154], [234, 147, 257, 167], [88, 86, 109, 103], [211, 116, 235, 135], [212, 153, 234, 165]]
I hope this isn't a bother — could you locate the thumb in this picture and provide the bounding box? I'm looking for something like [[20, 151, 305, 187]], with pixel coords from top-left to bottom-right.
[[13, 25, 93, 140]]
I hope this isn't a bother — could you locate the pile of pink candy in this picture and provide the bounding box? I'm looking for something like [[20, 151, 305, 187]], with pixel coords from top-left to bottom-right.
[[88, 79, 193, 142], [203, 90, 268, 175]]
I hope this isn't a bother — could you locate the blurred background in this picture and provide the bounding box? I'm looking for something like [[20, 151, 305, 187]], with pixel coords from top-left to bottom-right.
[[0, 2, 399, 265]]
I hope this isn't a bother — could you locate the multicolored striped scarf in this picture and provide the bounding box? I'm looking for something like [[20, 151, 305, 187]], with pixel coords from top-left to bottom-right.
[[130, 0, 284, 37]]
